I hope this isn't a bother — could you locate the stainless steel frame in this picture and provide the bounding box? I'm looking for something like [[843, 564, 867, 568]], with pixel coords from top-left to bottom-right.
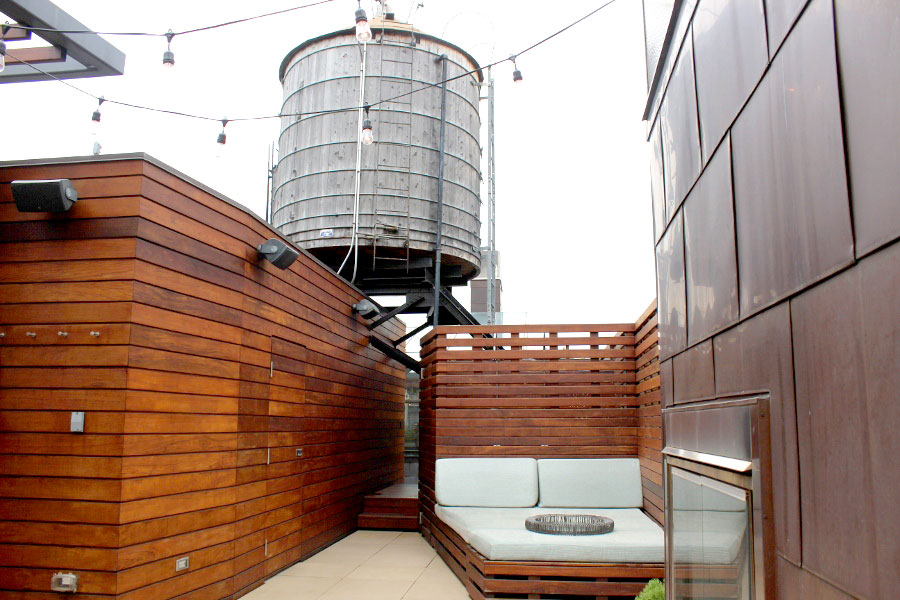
[[662, 395, 771, 600]]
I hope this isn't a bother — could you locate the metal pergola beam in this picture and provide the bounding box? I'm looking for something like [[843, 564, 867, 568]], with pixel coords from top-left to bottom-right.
[[0, 0, 125, 84]]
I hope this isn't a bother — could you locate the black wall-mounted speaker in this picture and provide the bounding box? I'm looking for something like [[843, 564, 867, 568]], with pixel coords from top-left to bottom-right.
[[257, 238, 300, 270], [11, 179, 79, 213]]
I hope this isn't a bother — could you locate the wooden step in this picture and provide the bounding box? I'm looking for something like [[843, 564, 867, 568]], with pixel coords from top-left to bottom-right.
[[358, 512, 418, 531], [358, 483, 419, 531], [364, 497, 418, 516]]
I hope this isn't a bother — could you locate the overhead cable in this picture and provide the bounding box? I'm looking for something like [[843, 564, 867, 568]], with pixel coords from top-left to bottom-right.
[[5, 0, 622, 125], [1, 0, 338, 37]]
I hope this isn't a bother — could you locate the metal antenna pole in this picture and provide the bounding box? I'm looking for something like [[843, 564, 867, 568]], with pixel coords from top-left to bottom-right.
[[486, 69, 497, 325], [433, 54, 448, 328], [266, 143, 277, 224], [266, 143, 272, 224]]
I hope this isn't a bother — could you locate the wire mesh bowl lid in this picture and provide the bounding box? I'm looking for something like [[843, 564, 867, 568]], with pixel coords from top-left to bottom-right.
[[525, 514, 615, 536]]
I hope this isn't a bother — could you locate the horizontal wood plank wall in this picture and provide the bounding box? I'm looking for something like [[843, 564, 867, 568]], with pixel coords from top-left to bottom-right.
[[418, 304, 661, 528], [634, 301, 663, 525], [0, 156, 405, 599]]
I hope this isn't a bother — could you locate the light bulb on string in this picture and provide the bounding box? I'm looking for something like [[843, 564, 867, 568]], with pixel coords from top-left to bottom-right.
[[90, 97, 105, 155], [162, 29, 175, 68], [216, 118, 228, 158], [355, 7, 372, 43], [361, 106, 374, 145], [511, 55, 522, 82], [361, 118, 374, 145]]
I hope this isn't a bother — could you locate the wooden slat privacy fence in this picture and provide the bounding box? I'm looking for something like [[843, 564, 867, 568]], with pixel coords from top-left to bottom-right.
[[0, 155, 405, 599], [633, 303, 663, 524], [419, 301, 662, 527]]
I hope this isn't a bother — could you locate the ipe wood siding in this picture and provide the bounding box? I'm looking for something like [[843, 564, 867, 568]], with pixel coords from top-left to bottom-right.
[[0, 155, 405, 599], [418, 302, 662, 528], [643, 0, 900, 596]]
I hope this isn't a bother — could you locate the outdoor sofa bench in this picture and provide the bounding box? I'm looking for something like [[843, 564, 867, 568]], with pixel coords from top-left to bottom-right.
[[423, 457, 666, 599]]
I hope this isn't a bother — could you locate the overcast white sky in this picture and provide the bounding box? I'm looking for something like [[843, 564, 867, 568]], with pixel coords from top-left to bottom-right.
[[1, 0, 656, 346]]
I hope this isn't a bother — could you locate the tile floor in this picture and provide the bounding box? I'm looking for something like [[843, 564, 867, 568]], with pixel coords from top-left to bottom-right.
[[243, 530, 470, 600]]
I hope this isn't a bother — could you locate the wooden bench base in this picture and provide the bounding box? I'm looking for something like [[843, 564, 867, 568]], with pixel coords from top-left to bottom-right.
[[422, 512, 664, 600]]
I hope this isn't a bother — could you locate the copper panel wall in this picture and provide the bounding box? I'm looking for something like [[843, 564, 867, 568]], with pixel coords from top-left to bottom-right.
[[763, 0, 808, 55], [683, 138, 738, 345], [692, 0, 768, 161], [0, 156, 406, 599], [643, 0, 899, 596], [855, 244, 900, 594], [775, 557, 855, 600], [671, 339, 713, 404], [834, 0, 900, 257], [731, 0, 853, 318], [659, 358, 673, 409], [791, 242, 900, 599], [713, 304, 799, 563], [649, 122, 666, 243], [655, 211, 686, 360], [659, 34, 702, 218]]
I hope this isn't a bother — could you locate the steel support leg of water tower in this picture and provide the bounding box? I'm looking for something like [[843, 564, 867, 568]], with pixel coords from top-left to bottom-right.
[[435, 285, 481, 327], [366, 295, 426, 330], [393, 320, 431, 347], [369, 335, 421, 373]]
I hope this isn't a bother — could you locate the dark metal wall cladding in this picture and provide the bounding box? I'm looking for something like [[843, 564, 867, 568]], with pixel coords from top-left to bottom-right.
[[856, 243, 900, 593], [644, 0, 899, 596], [775, 557, 856, 600], [649, 122, 666, 243], [660, 358, 674, 409], [834, 0, 900, 257], [790, 244, 900, 600], [672, 339, 713, 404], [764, 0, 809, 56], [655, 211, 686, 360], [713, 303, 799, 563], [683, 139, 738, 345], [731, 0, 853, 318], [692, 0, 768, 161], [659, 34, 701, 219]]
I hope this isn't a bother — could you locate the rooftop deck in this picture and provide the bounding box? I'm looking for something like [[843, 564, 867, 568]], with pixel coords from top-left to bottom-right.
[[243, 531, 467, 600]]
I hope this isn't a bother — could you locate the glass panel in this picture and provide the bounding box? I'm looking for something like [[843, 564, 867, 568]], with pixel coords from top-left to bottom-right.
[[669, 467, 752, 599]]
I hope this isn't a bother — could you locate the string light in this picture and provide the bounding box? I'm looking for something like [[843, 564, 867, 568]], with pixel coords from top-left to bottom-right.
[[361, 107, 374, 145], [355, 6, 372, 43], [91, 97, 105, 155], [216, 118, 228, 157], [4, 0, 621, 143], [217, 118, 228, 144], [162, 30, 175, 68], [510, 55, 522, 82]]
